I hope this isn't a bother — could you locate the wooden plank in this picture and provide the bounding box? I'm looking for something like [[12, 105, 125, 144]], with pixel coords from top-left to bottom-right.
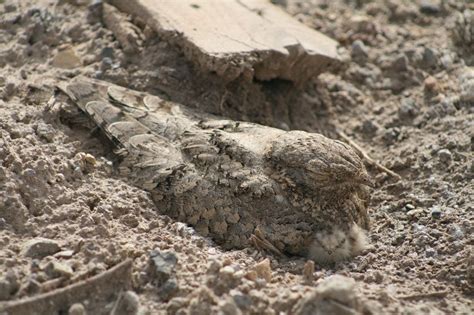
[[108, 0, 341, 84]]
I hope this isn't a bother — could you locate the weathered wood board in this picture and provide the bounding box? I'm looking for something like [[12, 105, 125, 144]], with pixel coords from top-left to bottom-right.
[[109, 0, 341, 83]]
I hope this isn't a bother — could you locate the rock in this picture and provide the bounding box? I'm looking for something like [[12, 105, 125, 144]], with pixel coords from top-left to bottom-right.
[[100, 57, 113, 71], [52, 47, 82, 69], [391, 54, 409, 71], [422, 47, 438, 68], [230, 290, 252, 312], [430, 206, 442, 219], [437, 149, 452, 164], [0, 279, 11, 301], [293, 275, 361, 315], [351, 40, 368, 61], [302, 260, 315, 284], [218, 297, 242, 315], [159, 278, 179, 301], [22, 238, 61, 258], [111, 290, 140, 315], [254, 259, 272, 283], [361, 120, 379, 135], [36, 122, 56, 142], [448, 224, 464, 240], [452, 9, 473, 48], [87, 0, 103, 24], [419, 0, 441, 15], [424, 76, 438, 92], [148, 249, 178, 286], [68, 303, 86, 315], [460, 68, 474, 103], [5, 270, 19, 296], [467, 250, 474, 286], [425, 247, 437, 258], [398, 98, 418, 120], [44, 260, 74, 278]]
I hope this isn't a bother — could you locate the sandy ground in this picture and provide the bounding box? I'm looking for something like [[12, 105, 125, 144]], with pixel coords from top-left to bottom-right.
[[0, 0, 473, 314]]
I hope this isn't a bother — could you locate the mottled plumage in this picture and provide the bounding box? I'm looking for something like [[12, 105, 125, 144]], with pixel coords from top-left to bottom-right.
[[59, 76, 372, 263]]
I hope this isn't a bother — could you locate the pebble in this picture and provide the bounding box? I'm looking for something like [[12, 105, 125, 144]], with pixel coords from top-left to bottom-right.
[[422, 48, 438, 68], [22, 238, 61, 258], [111, 290, 140, 315], [36, 122, 56, 142], [361, 119, 379, 135], [68, 303, 86, 315], [448, 224, 464, 239], [419, 0, 441, 15], [44, 260, 74, 278], [391, 54, 409, 71], [100, 57, 113, 71], [351, 40, 369, 60], [430, 206, 442, 219], [437, 149, 452, 164], [100, 47, 114, 59], [148, 249, 178, 286], [230, 290, 252, 311], [398, 98, 418, 119], [254, 258, 272, 283], [52, 47, 82, 69], [460, 68, 474, 103], [0, 279, 11, 300], [424, 76, 438, 92], [425, 247, 437, 258], [159, 278, 179, 300], [294, 275, 358, 315], [218, 298, 242, 315], [302, 260, 315, 284]]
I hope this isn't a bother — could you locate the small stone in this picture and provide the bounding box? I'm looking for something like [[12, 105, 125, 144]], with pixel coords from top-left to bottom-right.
[[44, 260, 74, 278], [218, 297, 242, 315], [254, 258, 272, 283], [68, 303, 86, 315], [430, 206, 442, 219], [419, 0, 441, 15], [361, 120, 379, 135], [5, 270, 19, 295], [120, 214, 139, 228], [244, 270, 257, 281], [54, 250, 75, 259], [405, 203, 415, 211], [302, 260, 315, 284], [424, 76, 438, 92], [101, 47, 114, 59], [351, 40, 368, 60], [230, 290, 252, 311], [437, 149, 452, 164], [398, 98, 418, 119], [148, 249, 178, 286], [22, 238, 61, 259], [293, 275, 360, 315], [460, 68, 474, 103], [52, 47, 82, 69], [448, 224, 464, 239], [36, 122, 55, 142], [111, 290, 140, 315], [159, 278, 179, 301], [87, 0, 103, 24], [391, 54, 409, 71], [0, 280, 11, 300], [425, 247, 437, 257], [422, 47, 438, 68], [100, 57, 113, 71]]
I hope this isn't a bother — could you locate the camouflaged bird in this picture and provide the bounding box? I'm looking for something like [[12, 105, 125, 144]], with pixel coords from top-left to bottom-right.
[[59, 76, 372, 263]]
